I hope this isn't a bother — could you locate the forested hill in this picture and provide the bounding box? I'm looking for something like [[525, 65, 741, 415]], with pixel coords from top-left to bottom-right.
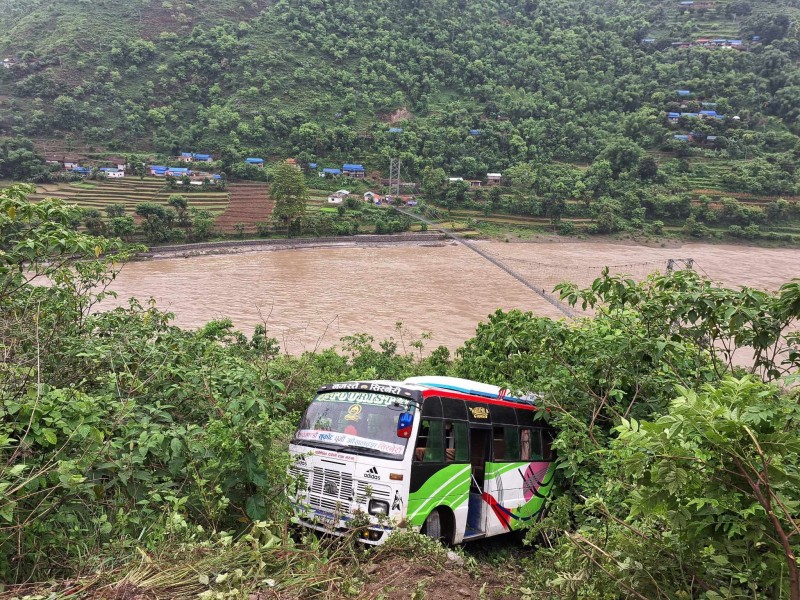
[[1, 0, 800, 178]]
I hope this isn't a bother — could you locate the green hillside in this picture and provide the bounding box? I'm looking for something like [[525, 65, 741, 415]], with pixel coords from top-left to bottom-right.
[[2, 0, 800, 242], [0, 0, 799, 172]]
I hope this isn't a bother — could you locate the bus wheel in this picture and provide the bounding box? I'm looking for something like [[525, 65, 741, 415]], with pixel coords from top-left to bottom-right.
[[421, 509, 442, 540]]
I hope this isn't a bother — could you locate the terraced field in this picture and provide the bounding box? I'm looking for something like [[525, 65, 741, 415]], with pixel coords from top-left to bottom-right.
[[30, 178, 230, 217], [215, 182, 273, 234]]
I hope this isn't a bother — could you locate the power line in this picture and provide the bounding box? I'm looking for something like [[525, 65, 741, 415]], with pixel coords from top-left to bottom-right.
[[394, 207, 577, 318]]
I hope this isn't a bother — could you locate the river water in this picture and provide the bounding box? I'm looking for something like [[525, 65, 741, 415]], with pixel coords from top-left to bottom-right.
[[102, 240, 800, 354]]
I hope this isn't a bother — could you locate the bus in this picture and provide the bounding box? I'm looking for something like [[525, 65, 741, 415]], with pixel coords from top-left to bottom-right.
[[288, 376, 556, 544]]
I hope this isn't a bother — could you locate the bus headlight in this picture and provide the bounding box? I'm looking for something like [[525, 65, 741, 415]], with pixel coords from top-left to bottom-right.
[[368, 500, 389, 516]]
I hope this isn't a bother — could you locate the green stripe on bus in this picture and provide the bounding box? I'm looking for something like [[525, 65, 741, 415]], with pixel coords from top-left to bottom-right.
[[407, 464, 470, 526], [484, 461, 527, 480]]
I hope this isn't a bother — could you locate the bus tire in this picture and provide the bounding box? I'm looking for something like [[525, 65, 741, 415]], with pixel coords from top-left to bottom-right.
[[421, 509, 442, 541]]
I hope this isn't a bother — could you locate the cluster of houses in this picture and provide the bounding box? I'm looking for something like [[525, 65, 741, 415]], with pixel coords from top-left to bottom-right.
[[642, 34, 760, 50], [327, 189, 417, 207], [672, 132, 720, 146], [318, 163, 367, 178], [44, 155, 127, 178], [670, 37, 747, 50], [448, 173, 503, 188], [148, 164, 223, 184], [178, 152, 213, 163], [666, 93, 741, 145], [667, 108, 729, 123]]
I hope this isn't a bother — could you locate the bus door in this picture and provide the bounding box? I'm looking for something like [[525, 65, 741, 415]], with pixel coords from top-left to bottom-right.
[[465, 426, 491, 537]]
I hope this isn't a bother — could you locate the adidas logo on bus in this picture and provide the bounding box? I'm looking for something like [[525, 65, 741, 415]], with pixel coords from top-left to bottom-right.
[[364, 467, 381, 480]]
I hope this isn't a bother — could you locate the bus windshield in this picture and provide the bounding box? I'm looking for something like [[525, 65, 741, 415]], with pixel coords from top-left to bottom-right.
[[293, 390, 415, 460]]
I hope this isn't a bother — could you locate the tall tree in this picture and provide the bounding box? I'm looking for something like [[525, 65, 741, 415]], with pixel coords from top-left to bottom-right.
[[270, 161, 308, 237]]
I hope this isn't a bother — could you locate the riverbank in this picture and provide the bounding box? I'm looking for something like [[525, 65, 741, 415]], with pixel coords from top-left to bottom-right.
[[140, 232, 450, 259]]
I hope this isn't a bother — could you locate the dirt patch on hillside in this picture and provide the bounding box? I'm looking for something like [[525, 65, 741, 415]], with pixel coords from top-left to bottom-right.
[[352, 556, 521, 600], [384, 107, 414, 123]]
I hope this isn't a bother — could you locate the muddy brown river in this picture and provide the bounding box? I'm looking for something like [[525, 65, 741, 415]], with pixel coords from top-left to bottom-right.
[[102, 240, 799, 354]]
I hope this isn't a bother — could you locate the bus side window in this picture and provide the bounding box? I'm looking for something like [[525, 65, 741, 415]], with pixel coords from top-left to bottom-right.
[[492, 427, 505, 460], [520, 428, 531, 460], [445, 421, 468, 463], [542, 428, 555, 461], [504, 426, 520, 461], [493, 426, 520, 462], [522, 428, 543, 460], [415, 419, 444, 462]]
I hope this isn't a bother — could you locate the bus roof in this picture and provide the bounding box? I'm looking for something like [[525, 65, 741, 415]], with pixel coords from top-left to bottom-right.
[[315, 377, 540, 408], [404, 376, 540, 406]]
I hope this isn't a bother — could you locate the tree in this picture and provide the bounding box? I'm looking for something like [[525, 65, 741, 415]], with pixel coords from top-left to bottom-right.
[[637, 156, 658, 181], [0, 137, 47, 181], [82, 208, 105, 236], [421, 166, 447, 200], [104, 204, 126, 218], [107, 216, 135, 241], [135, 202, 175, 244], [270, 161, 308, 237], [168, 194, 190, 227], [597, 139, 644, 178], [189, 208, 215, 241]]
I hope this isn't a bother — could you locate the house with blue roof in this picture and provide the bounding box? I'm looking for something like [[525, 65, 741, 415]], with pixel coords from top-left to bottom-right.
[[245, 158, 264, 168], [150, 165, 169, 176], [320, 168, 342, 177], [677, 90, 692, 96], [167, 167, 191, 177], [673, 134, 690, 141], [71, 167, 91, 177], [388, 127, 403, 133], [342, 163, 365, 178], [99, 167, 124, 178], [469, 129, 481, 135], [179, 152, 213, 162], [309, 163, 317, 169], [667, 112, 681, 123]]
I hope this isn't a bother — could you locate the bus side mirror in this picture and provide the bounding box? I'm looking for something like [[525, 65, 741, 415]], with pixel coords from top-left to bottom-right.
[[397, 412, 413, 438]]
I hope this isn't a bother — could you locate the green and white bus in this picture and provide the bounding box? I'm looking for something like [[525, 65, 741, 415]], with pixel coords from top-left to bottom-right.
[[288, 376, 556, 544]]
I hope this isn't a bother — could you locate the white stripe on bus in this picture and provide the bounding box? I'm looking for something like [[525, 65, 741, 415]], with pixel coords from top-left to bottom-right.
[[408, 465, 471, 522]]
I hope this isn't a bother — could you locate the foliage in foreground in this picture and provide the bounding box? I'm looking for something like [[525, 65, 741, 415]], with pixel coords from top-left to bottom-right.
[[2, 185, 800, 598], [0, 187, 435, 582], [457, 270, 800, 598]]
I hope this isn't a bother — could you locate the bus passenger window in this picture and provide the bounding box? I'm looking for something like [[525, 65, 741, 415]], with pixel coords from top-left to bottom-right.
[[492, 427, 505, 460], [521, 428, 531, 460], [445, 421, 468, 463], [542, 428, 555, 461], [415, 419, 444, 462], [504, 426, 520, 461], [533, 429, 544, 460], [521, 428, 543, 460]]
